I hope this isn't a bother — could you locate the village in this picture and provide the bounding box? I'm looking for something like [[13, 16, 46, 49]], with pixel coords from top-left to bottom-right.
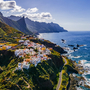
[[0, 35, 52, 70]]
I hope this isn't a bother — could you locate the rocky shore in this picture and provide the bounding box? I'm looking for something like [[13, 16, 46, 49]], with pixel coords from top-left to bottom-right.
[[69, 61, 90, 90], [31, 38, 90, 90]]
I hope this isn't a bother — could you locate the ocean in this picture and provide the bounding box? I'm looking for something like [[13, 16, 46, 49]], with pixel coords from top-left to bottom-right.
[[38, 31, 90, 90]]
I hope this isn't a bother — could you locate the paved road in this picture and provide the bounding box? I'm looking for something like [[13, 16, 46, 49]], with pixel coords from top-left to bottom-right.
[[21, 77, 30, 88], [56, 56, 67, 90]]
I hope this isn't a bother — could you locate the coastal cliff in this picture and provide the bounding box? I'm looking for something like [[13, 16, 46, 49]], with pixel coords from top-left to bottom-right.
[[0, 39, 79, 90], [0, 18, 79, 90]]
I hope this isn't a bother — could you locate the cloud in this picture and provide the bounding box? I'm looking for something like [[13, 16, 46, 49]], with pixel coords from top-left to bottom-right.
[[0, 0, 15, 10], [16, 12, 52, 21], [40, 12, 52, 19], [10, 5, 25, 12], [0, 0, 53, 22], [26, 7, 38, 13], [0, 0, 25, 12]]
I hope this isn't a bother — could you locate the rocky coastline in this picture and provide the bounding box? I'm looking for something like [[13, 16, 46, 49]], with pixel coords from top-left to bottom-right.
[[30, 38, 90, 90], [57, 40, 90, 90], [69, 61, 90, 90], [36, 38, 84, 90]]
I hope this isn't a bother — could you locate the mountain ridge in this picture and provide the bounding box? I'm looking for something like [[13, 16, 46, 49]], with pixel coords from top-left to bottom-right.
[[0, 12, 68, 35], [17, 16, 33, 35], [8, 15, 68, 33], [0, 13, 33, 35]]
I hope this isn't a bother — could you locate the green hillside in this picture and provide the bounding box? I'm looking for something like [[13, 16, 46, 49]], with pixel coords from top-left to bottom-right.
[[0, 49, 63, 90], [0, 28, 6, 36], [0, 21, 23, 42]]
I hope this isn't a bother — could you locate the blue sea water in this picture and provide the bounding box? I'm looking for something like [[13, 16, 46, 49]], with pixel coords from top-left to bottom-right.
[[38, 31, 90, 62], [38, 31, 90, 90]]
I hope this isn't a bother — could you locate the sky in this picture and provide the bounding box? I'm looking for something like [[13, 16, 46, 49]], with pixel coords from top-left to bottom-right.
[[0, 0, 90, 31]]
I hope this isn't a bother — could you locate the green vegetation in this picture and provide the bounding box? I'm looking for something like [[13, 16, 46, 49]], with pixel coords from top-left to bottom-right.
[[59, 57, 78, 90], [0, 21, 23, 43], [59, 70, 69, 90], [0, 28, 6, 36], [0, 49, 63, 90], [0, 22, 69, 90]]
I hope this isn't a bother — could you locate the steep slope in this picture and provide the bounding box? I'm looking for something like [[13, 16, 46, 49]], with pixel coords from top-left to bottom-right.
[[8, 15, 68, 33], [0, 21, 23, 36], [49, 22, 67, 32], [17, 17, 33, 35], [0, 21, 23, 42], [25, 18, 67, 33], [0, 28, 6, 36], [0, 12, 33, 35]]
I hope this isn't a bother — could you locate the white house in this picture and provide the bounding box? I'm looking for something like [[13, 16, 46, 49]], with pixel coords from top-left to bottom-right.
[[25, 40, 30, 43], [6, 46, 12, 50], [19, 40, 24, 43], [24, 42, 28, 46], [18, 63, 22, 70], [23, 61, 30, 69]]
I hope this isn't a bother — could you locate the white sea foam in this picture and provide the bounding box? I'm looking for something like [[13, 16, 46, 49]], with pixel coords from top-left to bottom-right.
[[79, 60, 90, 87], [79, 44, 87, 47], [79, 60, 87, 65], [63, 47, 75, 55], [68, 55, 81, 59], [83, 44, 87, 46], [74, 49, 78, 51], [68, 54, 72, 58], [84, 63, 90, 68], [67, 49, 74, 54], [62, 47, 70, 51], [85, 48, 88, 49], [82, 74, 90, 86], [37, 34, 43, 38], [69, 50, 74, 53], [73, 56, 81, 58], [77, 87, 83, 90]]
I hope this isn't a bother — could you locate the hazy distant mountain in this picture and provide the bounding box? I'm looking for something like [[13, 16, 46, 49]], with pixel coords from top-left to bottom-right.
[[0, 12, 32, 35], [8, 15, 21, 21], [8, 15, 68, 33]]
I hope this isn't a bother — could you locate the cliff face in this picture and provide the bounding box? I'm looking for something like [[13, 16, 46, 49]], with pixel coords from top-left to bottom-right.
[[17, 17, 33, 35], [25, 18, 68, 33], [8, 15, 68, 34], [0, 12, 33, 35]]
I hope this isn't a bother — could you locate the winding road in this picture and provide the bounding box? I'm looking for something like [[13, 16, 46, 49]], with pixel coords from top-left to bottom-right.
[[21, 77, 30, 88], [56, 56, 67, 90]]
